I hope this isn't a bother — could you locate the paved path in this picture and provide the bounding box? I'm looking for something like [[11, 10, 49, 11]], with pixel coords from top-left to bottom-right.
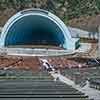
[[0, 48, 75, 56], [50, 71, 75, 86], [80, 82, 100, 100], [49, 70, 100, 100]]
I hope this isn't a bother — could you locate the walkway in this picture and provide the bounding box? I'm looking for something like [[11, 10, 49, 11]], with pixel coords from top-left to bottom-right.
[[44, 59, 100, 100]]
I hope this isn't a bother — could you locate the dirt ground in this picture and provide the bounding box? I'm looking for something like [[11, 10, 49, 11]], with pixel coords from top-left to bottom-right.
[[0, 55, 98, 72], [0, 8, 16, 26], [0, 56, 40, 71], [68, 14, 100, 33]]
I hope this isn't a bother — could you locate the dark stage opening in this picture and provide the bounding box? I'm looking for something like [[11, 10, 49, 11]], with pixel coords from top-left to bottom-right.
[[5, 15, 65, 48]]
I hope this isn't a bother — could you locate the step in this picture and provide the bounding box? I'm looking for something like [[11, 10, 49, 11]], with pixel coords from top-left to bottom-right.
[[0, 88, 81, 93], [0, 98, 93, 100], [0, 94, 88, 98]]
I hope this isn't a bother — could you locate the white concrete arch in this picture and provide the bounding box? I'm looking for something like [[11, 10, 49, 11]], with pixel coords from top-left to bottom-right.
[[0, 8, 79, 50]]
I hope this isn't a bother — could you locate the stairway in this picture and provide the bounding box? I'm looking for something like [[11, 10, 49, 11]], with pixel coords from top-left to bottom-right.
[[0, 79, 93, 100]]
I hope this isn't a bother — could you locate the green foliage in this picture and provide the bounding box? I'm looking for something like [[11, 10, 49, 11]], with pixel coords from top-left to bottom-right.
[[96, 0, 100, 11], [63, 15, 69, 23], [0, 0, 100, 21]]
